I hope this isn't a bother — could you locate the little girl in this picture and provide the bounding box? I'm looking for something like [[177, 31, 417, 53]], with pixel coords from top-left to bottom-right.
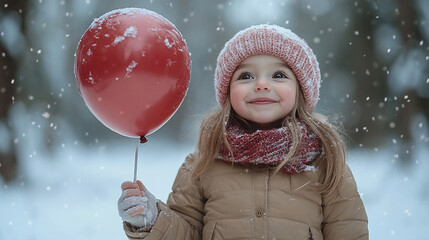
[[118, 24, 369, 239]]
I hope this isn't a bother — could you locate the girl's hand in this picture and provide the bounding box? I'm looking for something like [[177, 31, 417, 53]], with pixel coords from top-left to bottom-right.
[[118, 180, 158, 228]]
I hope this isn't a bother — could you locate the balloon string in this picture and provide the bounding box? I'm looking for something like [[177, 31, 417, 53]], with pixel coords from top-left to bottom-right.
[[134, 136, 147, 182]]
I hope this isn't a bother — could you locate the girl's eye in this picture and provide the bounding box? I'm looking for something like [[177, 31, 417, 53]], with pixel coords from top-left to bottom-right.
[[238, 73, 254, 80], [273, 72, 287, 79]]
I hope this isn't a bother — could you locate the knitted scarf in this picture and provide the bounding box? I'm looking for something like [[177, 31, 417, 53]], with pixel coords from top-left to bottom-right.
[[218, 120, 322, 174]]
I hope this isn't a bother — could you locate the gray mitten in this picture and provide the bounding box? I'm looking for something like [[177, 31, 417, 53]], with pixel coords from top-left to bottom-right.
[[118, 180, 158, 228]]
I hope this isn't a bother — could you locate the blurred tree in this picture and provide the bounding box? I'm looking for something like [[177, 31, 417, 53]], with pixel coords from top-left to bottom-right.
[[331, 0, 428, 163], [393, 0, 429, 162], [0, 0, 28, 182], [343, 0, 390, 148]]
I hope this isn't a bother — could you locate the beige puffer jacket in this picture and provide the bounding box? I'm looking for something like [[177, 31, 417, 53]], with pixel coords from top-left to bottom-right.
[[124, 154, 368, 240]]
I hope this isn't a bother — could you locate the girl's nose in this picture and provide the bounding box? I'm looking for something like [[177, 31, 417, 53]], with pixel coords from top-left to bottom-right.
[[254, 78, 271, 92]]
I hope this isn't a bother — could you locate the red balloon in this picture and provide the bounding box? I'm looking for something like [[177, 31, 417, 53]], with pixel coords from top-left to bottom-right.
[[75, 8, 191, 138]]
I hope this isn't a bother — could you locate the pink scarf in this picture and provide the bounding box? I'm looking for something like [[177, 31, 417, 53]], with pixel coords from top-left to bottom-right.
[[218, 120, 322, 174]]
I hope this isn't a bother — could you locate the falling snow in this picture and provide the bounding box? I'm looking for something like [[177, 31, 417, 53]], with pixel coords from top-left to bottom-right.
[[41, 112, 50, 119]]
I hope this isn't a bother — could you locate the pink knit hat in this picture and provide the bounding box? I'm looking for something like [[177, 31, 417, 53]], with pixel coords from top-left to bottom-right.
[[215, 24, 321, 112]]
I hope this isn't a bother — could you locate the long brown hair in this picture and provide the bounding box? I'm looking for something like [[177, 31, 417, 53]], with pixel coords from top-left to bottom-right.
[[191, 86, 345, 196]]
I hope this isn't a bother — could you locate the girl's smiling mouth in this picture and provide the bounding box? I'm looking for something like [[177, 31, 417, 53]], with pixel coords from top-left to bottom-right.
[[248, 97, 278, 104]]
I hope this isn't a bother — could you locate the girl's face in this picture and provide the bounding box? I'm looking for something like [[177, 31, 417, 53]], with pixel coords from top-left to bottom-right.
[[229, 55, 298, 129]]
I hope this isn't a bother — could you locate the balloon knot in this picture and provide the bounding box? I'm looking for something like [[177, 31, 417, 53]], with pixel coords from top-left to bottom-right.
[[140, 136, 148, 144]]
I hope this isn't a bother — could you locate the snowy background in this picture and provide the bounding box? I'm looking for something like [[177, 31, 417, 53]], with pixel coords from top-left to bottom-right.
[[1, 0, 429, 239]]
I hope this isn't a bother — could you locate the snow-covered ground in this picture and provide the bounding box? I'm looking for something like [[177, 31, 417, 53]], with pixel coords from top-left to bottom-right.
[[0, 138, 428, 239], [348, 146, 429, 240]]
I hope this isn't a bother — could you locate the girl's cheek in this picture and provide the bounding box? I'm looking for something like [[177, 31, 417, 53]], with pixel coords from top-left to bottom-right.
[[230, 89, 244, 101]]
